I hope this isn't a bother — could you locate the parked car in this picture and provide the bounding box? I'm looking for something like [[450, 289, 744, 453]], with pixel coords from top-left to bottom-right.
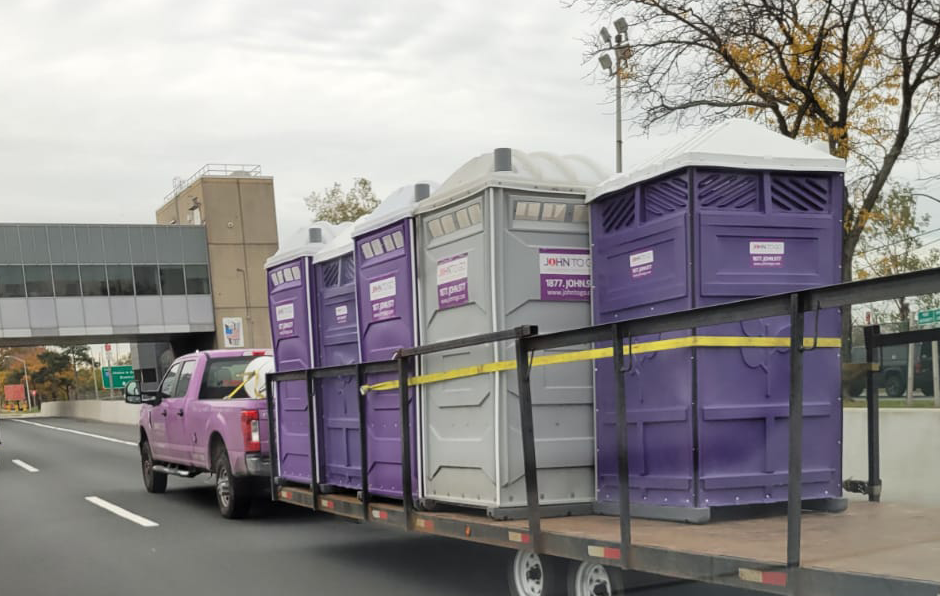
[[848, 342, 936, 397], [125, 349, 273, 518]]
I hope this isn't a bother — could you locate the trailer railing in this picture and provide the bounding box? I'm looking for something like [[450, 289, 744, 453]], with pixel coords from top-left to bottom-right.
[[842, 324, 940, 503], [265, 266, 940, 590]]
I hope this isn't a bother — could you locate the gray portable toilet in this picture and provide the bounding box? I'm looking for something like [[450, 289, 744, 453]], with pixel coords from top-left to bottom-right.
[[414, 148, 608, 517]]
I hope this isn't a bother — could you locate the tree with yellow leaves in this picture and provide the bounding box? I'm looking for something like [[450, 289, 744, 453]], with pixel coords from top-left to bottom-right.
[[577, 0, 940, 351]]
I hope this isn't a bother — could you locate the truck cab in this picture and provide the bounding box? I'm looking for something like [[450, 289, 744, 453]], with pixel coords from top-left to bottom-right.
[[126, 349, 272, 518]]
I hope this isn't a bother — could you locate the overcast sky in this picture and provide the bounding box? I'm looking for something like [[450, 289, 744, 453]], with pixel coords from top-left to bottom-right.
[[1, 0, 937, 242]]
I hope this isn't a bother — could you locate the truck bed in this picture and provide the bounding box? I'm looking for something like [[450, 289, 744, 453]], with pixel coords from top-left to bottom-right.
[[278, 488, 940, 595]]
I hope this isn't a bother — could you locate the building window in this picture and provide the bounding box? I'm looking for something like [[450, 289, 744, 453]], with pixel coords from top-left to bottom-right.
[[0, 266, 25, 298], [107, 265, 135, 296], [185, 265, 210, 294], [24, 266, 54, 297], [52, 265, 81, 297], [134, 265, 159, 295], [80, 265, 108, 296], [160, 265, 185, 295]]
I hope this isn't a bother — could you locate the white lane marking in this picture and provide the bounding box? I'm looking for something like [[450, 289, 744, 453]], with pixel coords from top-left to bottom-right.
[[11, 419, 137, 447], [12, 459, 39, 473], [85, 496, 159, 528]]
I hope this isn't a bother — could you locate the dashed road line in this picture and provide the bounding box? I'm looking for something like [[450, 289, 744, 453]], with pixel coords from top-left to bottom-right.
[[11, 419, 136, 447], [85, 496, 159, 528], [11, 459, 39, 473]]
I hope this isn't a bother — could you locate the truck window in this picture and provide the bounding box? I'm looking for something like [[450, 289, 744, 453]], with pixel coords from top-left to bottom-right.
[[200, 357, 255, 400], [173, 360, 197, 398], [159, 363, 182, 397]]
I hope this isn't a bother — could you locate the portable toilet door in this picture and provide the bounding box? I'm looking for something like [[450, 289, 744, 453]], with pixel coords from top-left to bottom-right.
[[311, 224, 361, 490], [265, 223, 335, 485], [588, 119, 846, 522], [414, 148, 608, 517], [353, 182, 437, 499]]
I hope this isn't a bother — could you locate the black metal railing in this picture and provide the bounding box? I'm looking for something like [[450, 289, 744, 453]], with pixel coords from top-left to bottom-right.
[[265, 266, 940, 579], [842, 324, 940, 503]]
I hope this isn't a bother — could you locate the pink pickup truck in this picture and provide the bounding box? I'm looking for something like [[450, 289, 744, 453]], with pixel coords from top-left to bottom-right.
[[124, 349, 272, 518]]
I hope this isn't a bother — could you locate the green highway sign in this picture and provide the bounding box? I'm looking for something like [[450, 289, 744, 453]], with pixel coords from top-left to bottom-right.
[[917, 309, 940, 325], [102, 365, 135, 389]]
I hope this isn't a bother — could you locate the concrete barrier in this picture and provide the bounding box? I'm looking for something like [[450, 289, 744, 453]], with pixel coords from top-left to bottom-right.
[[40, 400, 140, 426], [843, 408, 940, 506]]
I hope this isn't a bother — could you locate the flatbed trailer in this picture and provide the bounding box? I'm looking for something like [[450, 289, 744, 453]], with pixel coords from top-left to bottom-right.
[[267, 268, 940, 596]]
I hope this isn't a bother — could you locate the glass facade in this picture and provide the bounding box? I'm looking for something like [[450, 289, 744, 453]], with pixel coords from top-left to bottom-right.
[[0, 224, 211, 299]]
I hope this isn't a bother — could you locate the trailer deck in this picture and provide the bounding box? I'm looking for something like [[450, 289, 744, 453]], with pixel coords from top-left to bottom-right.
[[277, 488, 940, 595]]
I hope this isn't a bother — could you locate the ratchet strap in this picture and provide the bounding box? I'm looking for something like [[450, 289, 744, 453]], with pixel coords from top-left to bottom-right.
[[357, 335, 841, 393]]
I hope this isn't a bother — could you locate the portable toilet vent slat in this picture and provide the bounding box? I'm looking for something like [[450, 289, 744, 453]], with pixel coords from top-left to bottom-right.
[[589, 119, 846, 523], [354, 182, 437, 499], [312, 225, 361, 490], [265, 223, 337, 484], [415, 149, 608, 517]]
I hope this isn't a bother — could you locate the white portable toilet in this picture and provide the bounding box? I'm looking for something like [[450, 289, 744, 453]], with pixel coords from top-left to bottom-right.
[[414, 148, 608, 517]]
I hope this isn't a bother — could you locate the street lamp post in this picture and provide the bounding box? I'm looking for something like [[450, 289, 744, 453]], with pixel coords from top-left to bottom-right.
[[3, 356, 32, 411], [598, 18, 630, 174]]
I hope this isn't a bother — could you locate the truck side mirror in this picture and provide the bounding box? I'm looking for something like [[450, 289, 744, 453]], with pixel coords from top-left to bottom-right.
[[124, 381, 142, 404]]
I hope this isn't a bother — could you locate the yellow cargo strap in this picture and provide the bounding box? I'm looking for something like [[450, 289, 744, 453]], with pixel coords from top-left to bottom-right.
[[358, 335, 841, 394], [223, 370, 262, 400]]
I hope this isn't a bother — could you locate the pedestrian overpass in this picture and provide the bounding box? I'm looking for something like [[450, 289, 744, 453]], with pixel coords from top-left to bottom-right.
[[0, 223, 215, 351]]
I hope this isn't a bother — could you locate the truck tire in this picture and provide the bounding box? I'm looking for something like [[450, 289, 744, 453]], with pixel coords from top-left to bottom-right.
[[213, 447, 251, 519], [141, 440, 167, 494], [507, 549, 566, 596], [568, 560, 626, 596], [885, 372, 904, 398]]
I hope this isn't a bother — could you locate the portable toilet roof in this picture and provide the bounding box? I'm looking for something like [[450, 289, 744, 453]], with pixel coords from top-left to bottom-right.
[[417, 148, 607, 214], [588, 118, 846, 203], [265, 221, 338, 268], [352, 182, 439, 238], [313, 221, 355, 263]]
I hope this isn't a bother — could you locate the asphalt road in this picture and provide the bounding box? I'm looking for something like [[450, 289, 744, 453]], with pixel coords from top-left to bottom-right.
[[0, 417, 756, 596]]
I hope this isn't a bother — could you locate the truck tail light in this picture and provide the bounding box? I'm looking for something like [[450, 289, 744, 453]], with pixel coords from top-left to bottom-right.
[[241, 410, 261, 452]]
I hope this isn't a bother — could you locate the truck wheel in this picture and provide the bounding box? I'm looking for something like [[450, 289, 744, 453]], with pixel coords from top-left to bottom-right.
[[885, 373, 904, 398], [141, 440, 167, 494], [568, 560, 626, 596], [507, 549, 566, 596], [213, 448, 251, 519]]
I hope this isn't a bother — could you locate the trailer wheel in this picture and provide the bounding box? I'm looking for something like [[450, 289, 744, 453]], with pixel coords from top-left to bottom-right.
[[568, 560, 625, 596], [507, 549, 566, 596]]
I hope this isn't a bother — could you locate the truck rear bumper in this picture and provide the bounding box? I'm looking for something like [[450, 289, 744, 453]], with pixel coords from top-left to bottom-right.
[[245, 454, 271, 477]]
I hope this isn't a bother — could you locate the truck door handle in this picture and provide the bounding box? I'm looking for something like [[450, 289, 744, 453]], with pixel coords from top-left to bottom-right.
[[176, 409, 184, 417], [160, 410, 167, 417]]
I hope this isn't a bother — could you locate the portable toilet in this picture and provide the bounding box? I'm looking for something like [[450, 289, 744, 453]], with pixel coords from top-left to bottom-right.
[[589, 119, 846, 522], [266, 222, 337, 485], [354, 182, 437, 499], [311, 223, 361, 490], [414, 148, 608, 517]]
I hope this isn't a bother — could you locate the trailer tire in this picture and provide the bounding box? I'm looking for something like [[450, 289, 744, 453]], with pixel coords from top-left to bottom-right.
[[213, 447, 251, 519], [141, 440, 167, 494], [507, 549, 566, 596], [567, 560, 626, 596]]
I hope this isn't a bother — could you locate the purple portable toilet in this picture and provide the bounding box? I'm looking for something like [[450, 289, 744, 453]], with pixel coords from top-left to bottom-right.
[[311, 224, 362, 490], [266, 223, 337, 485], [353, 182, 437, 499], [590, 119, 846, 522]]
